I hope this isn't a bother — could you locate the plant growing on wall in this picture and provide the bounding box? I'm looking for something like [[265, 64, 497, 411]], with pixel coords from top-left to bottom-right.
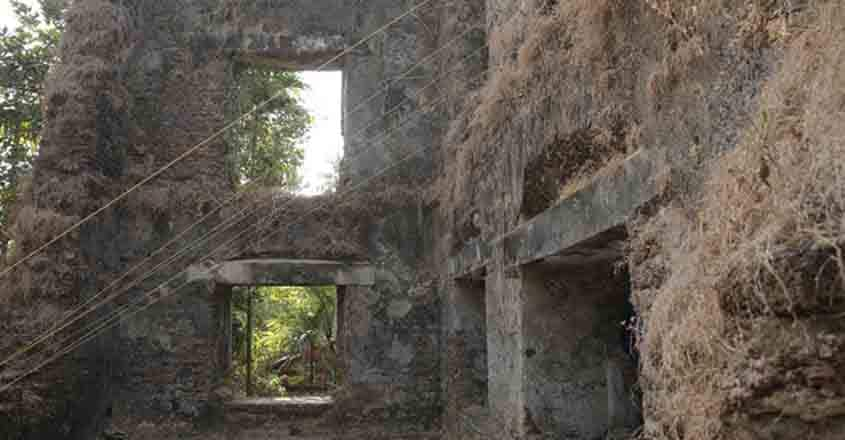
[[0, 2, 314, 256], [0, 0, 66, 254], [225, 66, 313, 189]]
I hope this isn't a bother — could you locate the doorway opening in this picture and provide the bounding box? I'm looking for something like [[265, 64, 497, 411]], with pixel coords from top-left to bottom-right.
[[299, 71, 344, 195], [212, 259, 373, 417], [229, 285, 343, 399], [452, 276, 488, 408], [520, 228, 641, 438], [225, 66, 343, 194]]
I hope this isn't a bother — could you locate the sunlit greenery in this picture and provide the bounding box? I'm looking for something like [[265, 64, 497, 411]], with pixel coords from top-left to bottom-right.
[[231, 285, 338, 397], [0, 1, 313, 257], [225, 66, 312, 188], [0, 0, 65, 251]]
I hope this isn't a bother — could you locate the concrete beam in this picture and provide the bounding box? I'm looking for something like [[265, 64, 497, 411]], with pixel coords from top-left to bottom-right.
[[447, 238, 491, 280], [197, 31, 347, 69], [525, 227, 628, 271], [208, 259, 375, 286], [503, 148, 669, 268]]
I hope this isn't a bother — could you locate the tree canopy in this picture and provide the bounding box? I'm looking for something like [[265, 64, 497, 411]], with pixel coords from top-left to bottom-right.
[[0, 0, 65, 243], [225, 66, 312, 188], [0, 0, 313, 254]]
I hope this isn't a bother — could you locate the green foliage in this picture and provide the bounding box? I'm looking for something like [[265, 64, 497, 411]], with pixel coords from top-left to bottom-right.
[[231, 286, 337, 396], [0, 0, 66, 246], [225, 66, 312, 188], [0, 1, 313, 256]]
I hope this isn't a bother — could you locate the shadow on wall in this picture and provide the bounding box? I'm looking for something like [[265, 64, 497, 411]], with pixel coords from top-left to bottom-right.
[[521, 256, 641, 439]]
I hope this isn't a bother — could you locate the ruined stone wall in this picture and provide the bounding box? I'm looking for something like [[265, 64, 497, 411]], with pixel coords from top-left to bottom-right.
[[626, 3, 845, 438], [432, 1, 835, 440], [416, 2, 491, 438], [436, 0, 845, 439], [1, 0, 233, 438], [441, 277, 488, 439], [218, 3, 448, 425], [109, 0, 232, 429], [521, 262, 639, 438], [2, 0, 449, 438], [9, 0, 843, 438], [439, 0, 774, 245], [339, 0, 445, 192]]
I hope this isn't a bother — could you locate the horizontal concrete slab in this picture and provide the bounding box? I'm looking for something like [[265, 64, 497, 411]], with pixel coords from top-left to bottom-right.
[[225, 396, 333, 420], [503, 148, 669, 268], [195, 31, 346, 69], [207, 259, 375, 286], [525, 226, 627, 270], [447, 238, 491, 279]]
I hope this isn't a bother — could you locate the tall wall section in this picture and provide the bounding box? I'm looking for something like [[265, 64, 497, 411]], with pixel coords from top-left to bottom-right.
[[1, 1, 232, 438], [1, 0, 443, 438], [435, 0, 845, 439], [220, 3, 444, 428]]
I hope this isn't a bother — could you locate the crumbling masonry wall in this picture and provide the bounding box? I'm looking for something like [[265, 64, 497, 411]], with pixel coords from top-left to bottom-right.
[[5, 0, 845, 439], [436, 1, 845, 440], [1, 1, 231, 438], [1, 0, 442, 438]]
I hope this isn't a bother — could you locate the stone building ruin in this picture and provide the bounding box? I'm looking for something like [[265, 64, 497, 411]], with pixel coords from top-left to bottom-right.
[[2, 1, 845, 440]]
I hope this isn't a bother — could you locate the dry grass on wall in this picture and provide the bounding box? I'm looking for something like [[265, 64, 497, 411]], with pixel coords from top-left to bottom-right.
[[0, 0, 133, 301], [437, 0, 797, 233], [630, 4, 845, 439], [436, 0, 643, 242], [59, 0, 130, 62], [0, 2, 137, 432], [223, 179, 423, 261]]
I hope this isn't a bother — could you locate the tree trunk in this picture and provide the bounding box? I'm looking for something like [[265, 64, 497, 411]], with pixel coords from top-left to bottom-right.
[[246, 288, 254, 397]]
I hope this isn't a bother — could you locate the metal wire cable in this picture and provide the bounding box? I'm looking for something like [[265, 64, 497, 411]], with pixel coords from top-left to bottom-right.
[[343, 42, 488, 154], [0, 49, 490, 374], [0, 0, 435, 281], [0, 172, 279, 370], [343, 24, 482, 119], [0, 95, 452, 394], [0, 0, 444, 367], [0, 63, 498, 394]]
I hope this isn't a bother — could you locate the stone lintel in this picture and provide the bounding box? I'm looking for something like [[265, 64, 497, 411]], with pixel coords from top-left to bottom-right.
[[503, 148, 669, 268], [523, 226, 628, 271], [211, 259, 375, 286], [447, 238, 491, 280], [199, 31, 347, 69]]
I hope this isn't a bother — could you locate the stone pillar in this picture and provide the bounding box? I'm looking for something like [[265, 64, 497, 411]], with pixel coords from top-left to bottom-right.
[[444, 277, 490, 439], [335, 285, 348, 379], [486, 263, 525, 440], [214, 284, 234, 381]]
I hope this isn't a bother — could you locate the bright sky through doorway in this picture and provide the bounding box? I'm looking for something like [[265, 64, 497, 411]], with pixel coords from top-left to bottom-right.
[[0, 0, 344, 195], [298, 72, 344, 195]]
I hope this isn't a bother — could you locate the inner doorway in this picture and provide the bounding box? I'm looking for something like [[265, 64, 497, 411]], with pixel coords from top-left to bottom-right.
[[230, 285, 342, 398], [211, 257, 374, 419], [212, 258, 374, 410]]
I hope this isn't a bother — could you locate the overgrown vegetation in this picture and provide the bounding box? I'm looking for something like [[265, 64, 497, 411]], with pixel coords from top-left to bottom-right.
[[0, 1, 312, 257], [630, 2, 845, 438], [230, 286, 338, 397], [225, 66, 312, 189], [435, 0, 642, 247], [0, 0, 66, 254]]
